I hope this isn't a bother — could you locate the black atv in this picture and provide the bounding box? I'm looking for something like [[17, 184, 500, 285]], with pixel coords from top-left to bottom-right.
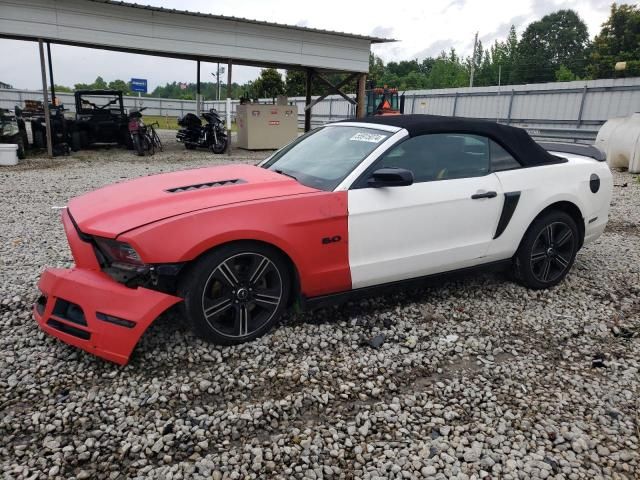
[[69, 90, 132, 150], [1, 107, 29, 159], [30, 104, 72, 155]]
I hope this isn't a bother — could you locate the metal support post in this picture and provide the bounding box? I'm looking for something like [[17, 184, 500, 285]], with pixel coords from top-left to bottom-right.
[[46, 42, 55, 105], [196, 60, 201, 116], [304, 69, 313, 132], [576, 85, 588, 128], [38, 39, 53, 157], [506, 90, 515, 124], [356, 73, 366, 118], [226, 59, 232, 155]]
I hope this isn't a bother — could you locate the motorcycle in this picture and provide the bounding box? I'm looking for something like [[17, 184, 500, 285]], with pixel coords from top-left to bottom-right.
[[128, 107, 162, 156], [176, 109, 228, 154]]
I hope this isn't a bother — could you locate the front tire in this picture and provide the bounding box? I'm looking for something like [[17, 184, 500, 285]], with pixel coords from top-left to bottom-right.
[[513, 210, 579, 289], [211, 135, 228, 154], [179, 242, 291, 345]]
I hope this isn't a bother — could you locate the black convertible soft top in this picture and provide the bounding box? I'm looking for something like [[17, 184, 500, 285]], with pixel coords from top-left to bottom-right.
[[346, 114, 564, 167]]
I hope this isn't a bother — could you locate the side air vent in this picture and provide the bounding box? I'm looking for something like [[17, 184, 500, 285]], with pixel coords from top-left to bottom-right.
[[166, 179, 245, 193]]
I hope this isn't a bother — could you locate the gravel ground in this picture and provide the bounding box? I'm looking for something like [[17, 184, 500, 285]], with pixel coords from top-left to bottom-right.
[[1, 132, 639, 480]]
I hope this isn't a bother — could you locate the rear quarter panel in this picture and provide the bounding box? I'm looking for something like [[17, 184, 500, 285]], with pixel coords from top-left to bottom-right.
[[118, 191, 351, 298], [487, 156, 612, 259]]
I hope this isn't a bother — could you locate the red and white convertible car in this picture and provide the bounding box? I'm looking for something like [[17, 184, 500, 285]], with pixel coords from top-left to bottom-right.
[[34, 115, 612, 364]]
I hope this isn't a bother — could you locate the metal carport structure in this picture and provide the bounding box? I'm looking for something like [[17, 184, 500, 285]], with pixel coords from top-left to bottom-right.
[[0, 0, 393, 155]]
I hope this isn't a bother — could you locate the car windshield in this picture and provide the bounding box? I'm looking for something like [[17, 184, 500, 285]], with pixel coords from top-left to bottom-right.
[[262, 125, 392, 190]]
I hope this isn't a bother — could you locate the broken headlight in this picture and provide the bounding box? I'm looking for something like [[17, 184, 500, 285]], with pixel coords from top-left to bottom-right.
[[94, 237, 145, 268]]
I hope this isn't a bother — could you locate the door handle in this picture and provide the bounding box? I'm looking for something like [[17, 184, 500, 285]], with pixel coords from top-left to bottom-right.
[[471, 191, 497, 199]]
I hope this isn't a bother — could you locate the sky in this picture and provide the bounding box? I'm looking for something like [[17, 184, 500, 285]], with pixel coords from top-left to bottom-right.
[[0, 0, 614, 91]]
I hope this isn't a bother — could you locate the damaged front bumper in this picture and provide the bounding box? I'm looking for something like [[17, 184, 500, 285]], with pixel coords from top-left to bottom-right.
[[34, 208, 182, 365], [34, 267, 182, 365]]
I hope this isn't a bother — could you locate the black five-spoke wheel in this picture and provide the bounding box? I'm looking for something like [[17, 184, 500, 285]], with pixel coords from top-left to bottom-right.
[[202, 253, 283, 338], [180, 242, 290, 344], [514, 210, 580, 289], [529, 221, 575, 283]]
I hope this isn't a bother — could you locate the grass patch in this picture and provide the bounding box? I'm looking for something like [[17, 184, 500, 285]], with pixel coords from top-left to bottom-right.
[[143, 115, 180, 130], [143, 115, 239, 132]]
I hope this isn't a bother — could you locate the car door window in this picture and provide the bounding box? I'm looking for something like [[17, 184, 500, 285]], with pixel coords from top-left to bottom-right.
[[359, 133, 491, 185], [490, 140, 521, 171]]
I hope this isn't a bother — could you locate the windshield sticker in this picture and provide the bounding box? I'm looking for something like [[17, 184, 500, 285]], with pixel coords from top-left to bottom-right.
[[349, 132, 387, 143]]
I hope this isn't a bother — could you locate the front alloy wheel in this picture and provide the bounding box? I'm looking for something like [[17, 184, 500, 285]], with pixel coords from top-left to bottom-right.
[[180, 243, 290, 344]]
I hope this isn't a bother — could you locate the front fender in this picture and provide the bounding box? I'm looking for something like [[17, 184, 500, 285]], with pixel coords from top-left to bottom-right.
[[118, 192, 351, 298]]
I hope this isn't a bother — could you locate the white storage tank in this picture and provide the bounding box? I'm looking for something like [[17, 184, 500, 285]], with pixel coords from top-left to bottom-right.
[[595, 113, 640, 173], [0, 143, 19, 166]]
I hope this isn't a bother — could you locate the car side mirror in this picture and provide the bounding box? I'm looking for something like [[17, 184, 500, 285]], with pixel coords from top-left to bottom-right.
[[368, 168, 414, 188]]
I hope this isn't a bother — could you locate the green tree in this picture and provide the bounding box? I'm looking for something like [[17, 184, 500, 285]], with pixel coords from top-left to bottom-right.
[[588, 3, 640, 79], [515, 10, 590, 83], [425, 50, 469, 88], [108, 79, 131, 94], [285, 70, 306, 96], [250, 68, 285, 98], [93, 76, 108, 89], [555, 65, 578, 81], [368, 53, 385, 85], [53, 84, 73, 93]]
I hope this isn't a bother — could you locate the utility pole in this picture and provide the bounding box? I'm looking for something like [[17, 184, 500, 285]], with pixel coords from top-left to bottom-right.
[[216, 63, 221, 101], [469, 31, 478, 88]]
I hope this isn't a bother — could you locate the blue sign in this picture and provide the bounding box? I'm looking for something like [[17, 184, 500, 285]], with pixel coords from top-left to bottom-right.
[[130, 78, 147, 93]]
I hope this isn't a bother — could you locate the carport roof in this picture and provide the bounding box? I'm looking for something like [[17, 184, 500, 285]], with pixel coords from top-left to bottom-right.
[[89, 0, 395, 44], [0, 0, 394, 73]]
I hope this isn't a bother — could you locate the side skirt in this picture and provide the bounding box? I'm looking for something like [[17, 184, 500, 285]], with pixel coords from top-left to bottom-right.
[[301, 259, 513, 311]]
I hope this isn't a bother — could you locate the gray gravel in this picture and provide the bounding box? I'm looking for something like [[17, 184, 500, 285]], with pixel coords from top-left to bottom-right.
[[1, 134, 639, 479]]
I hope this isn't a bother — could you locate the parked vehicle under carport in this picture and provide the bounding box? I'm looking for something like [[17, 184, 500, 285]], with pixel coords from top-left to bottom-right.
[[0, 107, 29, 159], [30, 104, 72, 155], [70, 90, 132, 150]]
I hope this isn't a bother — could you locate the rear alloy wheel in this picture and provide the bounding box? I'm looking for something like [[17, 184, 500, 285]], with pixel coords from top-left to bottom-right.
[[514, 211, 579, 289], [180, 243, 290, 344]]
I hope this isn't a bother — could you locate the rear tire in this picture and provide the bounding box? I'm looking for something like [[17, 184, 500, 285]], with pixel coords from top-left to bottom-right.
[[122, 129, 134, 150], [184, 143, 196, 150], [20, 130, 29, 151], [133, 134, 145, 156], [179, 242, 291, 345], [33, 129, 45, 149], [15, 134, 26, 159], [513, 210, 579, 289], [71, 131, 82, 151]]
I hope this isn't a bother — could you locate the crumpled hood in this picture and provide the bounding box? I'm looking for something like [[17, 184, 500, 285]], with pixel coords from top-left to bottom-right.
[[68, 164, 317, 237]]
